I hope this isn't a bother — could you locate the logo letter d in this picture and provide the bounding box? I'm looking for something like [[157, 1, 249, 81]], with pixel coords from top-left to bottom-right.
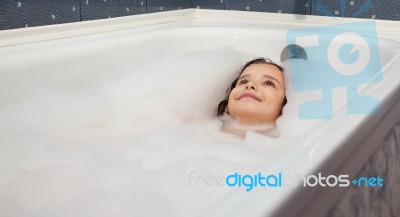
[[226, 173, 239, 187]]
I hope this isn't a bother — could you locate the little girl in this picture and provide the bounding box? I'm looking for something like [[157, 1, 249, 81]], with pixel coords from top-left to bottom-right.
[[217, 58, 287, 137]]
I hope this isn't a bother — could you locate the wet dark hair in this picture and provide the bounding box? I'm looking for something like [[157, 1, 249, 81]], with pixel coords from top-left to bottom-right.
[[217, 57, 288, 116]]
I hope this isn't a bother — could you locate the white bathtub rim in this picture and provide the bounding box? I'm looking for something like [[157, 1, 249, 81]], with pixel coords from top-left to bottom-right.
[[2, 9, 400, 48], [296, 91, 400, 217], [0, 9, 196, 48]]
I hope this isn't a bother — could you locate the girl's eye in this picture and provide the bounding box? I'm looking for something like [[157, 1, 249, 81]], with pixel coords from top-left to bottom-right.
[[264, 80, 276, 88], [238, 79, 248, 85]]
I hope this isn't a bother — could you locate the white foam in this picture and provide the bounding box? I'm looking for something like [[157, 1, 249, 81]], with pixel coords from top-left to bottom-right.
[[0, 46, 321, 217]]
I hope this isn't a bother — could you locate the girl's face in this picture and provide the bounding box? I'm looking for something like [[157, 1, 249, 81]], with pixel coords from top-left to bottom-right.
[[227, 63, 286, 124]]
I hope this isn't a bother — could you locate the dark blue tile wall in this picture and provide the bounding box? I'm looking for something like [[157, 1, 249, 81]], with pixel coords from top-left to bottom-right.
[[226, 0, 310, 15], [193, 0, 225, 9], [81, 0, 114, 20], [0, 0, 399, 30], [147, 0, 192, 13], [81, 0, 146, 21], [312, 0, 400, 21], [0, 0, 80, 30]]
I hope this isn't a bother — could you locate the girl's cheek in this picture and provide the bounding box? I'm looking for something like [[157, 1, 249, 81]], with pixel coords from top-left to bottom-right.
[[230, 88, 239, 96], [228, 91, 235, 100]]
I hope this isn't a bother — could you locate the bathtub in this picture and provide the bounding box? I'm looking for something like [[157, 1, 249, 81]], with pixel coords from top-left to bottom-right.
[[1, 9, 400, 217]]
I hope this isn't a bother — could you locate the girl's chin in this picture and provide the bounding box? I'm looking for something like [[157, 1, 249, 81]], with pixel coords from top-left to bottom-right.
[[230, 114, 265, 124], [229, 110, 277, 124], [231, 107, 260, 117]]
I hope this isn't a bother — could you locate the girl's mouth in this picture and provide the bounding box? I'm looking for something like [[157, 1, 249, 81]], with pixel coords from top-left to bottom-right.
[[238, 92, 261, 101]]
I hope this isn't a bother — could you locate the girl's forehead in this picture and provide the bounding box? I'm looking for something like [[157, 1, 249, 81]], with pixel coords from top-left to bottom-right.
[[241, 64, 283, 78]]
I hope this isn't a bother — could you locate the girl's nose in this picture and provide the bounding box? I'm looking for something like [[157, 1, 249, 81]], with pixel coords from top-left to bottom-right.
[[245, 82, 257, 90]]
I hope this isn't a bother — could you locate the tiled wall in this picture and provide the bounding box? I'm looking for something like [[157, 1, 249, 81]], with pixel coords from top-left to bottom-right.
[[1, 0, 399, 30], [0, 0, 81, 30], [313, 0, 400, 21]]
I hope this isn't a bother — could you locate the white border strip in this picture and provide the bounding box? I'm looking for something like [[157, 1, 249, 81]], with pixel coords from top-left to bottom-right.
[[195, 9, 400, 43], [0, 9, 196, 48], [1, 9, 400, 48]]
